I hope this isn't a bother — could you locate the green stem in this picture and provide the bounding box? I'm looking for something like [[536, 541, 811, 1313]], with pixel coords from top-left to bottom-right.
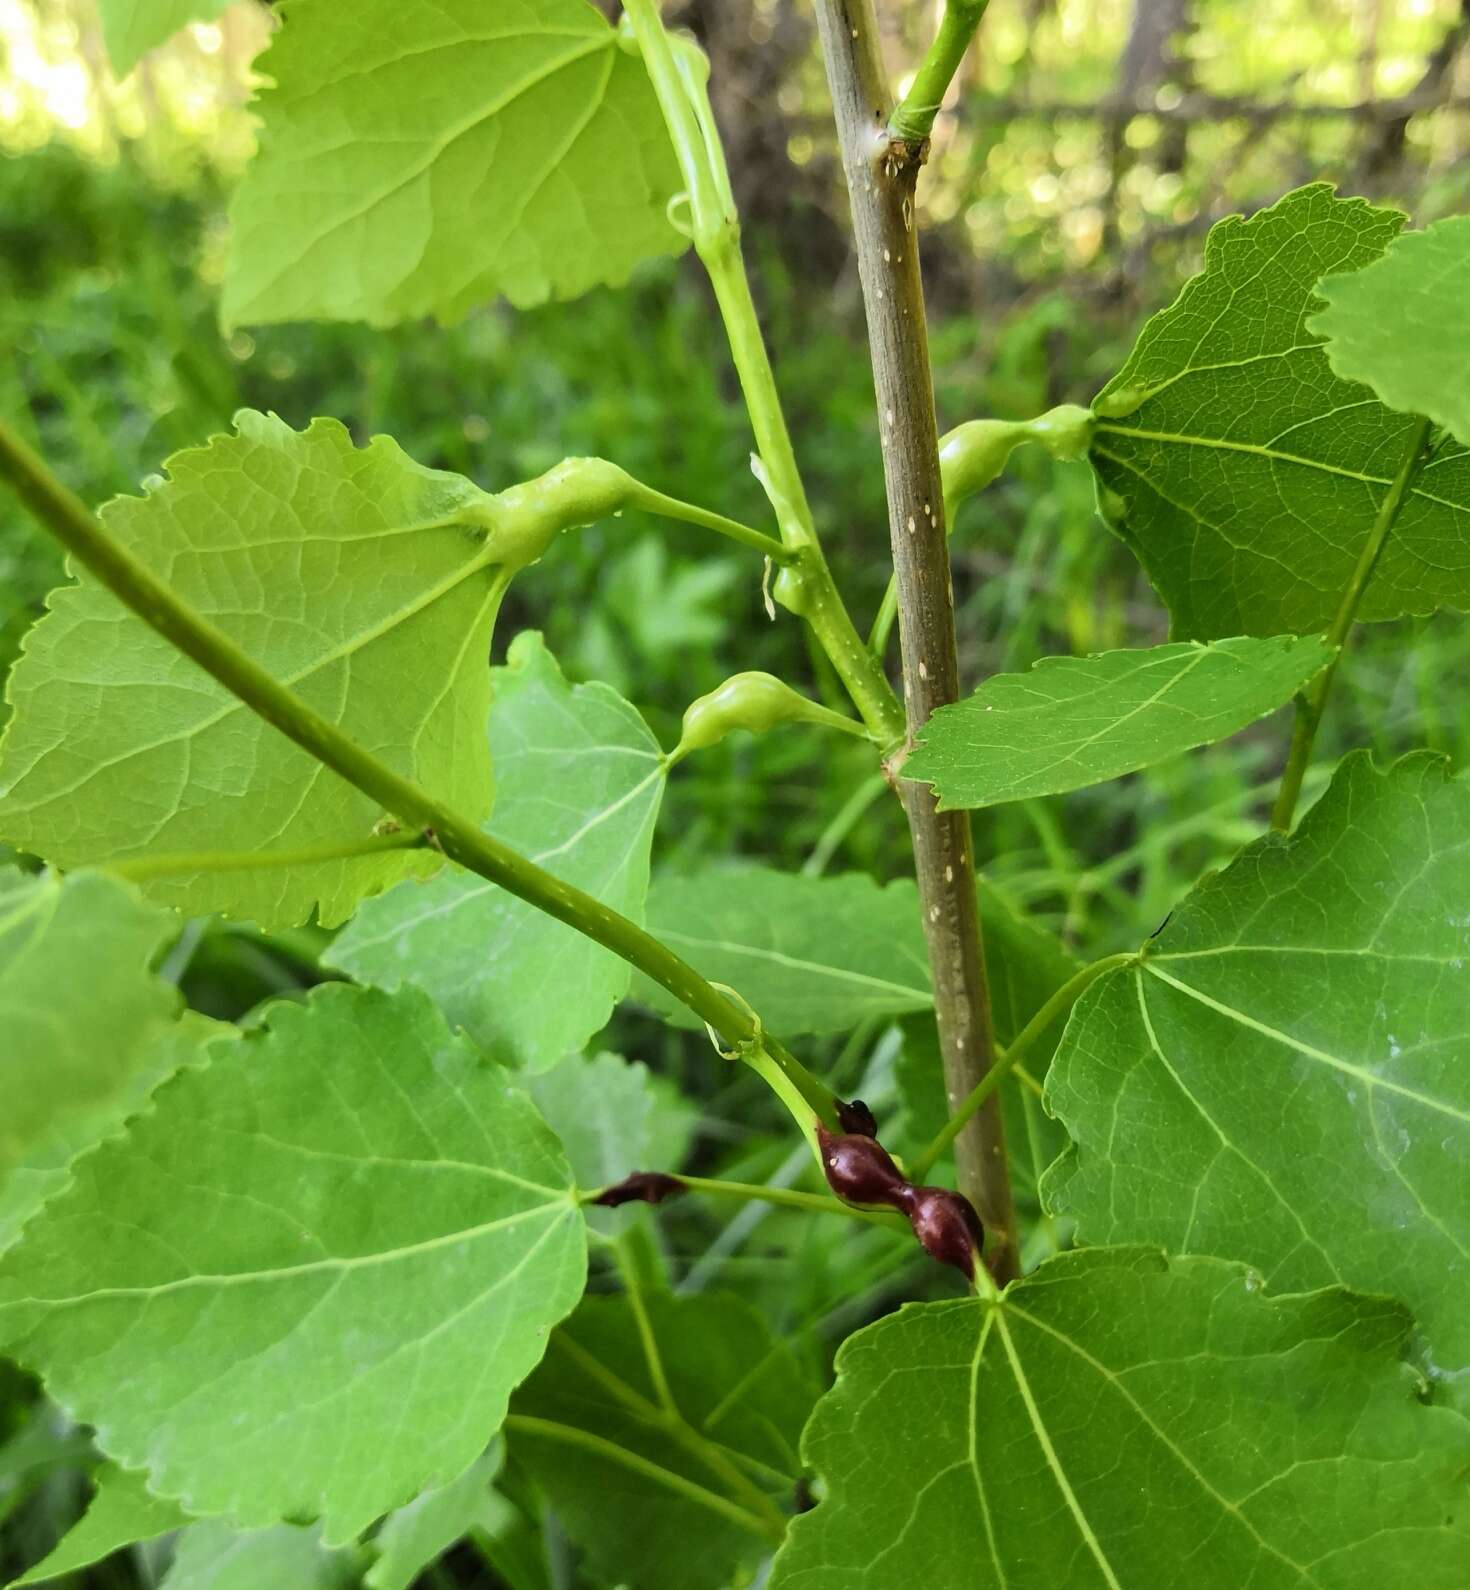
[[102, 829, 431, 882], [889, 0, 991, 144], [546, 1304, 791, 1534], [909, 951, 1136, 1181], [501, 1417, 782, 1543], [0, 415, 839, 1135], [623, 478, 793, 563], [1271, 415, 1433, 831], [672, 1174, 900, 1228], [612, 1243, 678, 1415], [621, 0, 905, 746]]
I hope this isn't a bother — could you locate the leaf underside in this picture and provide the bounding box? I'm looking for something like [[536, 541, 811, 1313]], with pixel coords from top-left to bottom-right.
[[1310, 214, 1470, 448], [526, 1051, 697, 1234], [636, 868, 934, 1035], [1044, 751, 1470, 1369], [328, 632, 666, 1069], [0, 984, 586, 1545], [223, 0, 687, 328], [160, 1521, 354, 1589], [771, 1248, 1470, 1588], [906, 635, 1331, 809], [0, 412, 504, 930], [1090, 184, 1470, 640]]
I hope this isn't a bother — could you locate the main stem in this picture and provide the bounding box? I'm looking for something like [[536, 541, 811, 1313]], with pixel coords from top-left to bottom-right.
[[1271, 414, 1433, 830], [0, 417, 838, 1133], [813, 0, 1017, 1281]]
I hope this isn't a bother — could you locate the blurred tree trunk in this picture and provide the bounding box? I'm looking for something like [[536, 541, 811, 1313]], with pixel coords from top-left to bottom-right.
[[1359, 0, 1470, 183], [1102, 0, 1194, 250]]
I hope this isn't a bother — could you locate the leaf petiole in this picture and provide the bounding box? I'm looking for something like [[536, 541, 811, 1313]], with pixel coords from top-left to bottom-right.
[[100, 829, 434, 883], [888, 0, 992, 145], [910, 950, 1138, 1181], [1271, 414, 1433, 830]]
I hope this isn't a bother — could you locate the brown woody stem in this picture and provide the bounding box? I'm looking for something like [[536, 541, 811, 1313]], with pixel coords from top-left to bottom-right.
[[812, 0, 1018, 1280]]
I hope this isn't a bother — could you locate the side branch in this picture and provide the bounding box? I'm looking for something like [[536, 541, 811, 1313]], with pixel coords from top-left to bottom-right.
[[889, 0, 990, 144], [813, 0, 1018, 1280]]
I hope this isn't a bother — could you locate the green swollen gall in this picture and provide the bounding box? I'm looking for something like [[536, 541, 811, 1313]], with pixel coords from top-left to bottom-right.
[[671, 673, 873, 762], [938, 403, 1092, 512], [487, 457, 636, 571]]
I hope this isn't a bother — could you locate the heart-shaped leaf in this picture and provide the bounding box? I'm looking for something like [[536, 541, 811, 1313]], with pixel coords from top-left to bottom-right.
[[0, 984, 586, 1543], [772, 1249, 1470, 1588], [1045, 751, 1470, 1368]]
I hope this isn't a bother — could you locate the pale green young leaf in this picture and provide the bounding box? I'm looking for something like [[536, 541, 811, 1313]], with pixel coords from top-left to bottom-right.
[[895, 885, 1077, 1212], [1310, 215, 1470, 447], [1045, 752, 1470, 1366], [905, 636, 1331, 810], [1091, 184, 1470, 639], [161, 1522, 353, 1589], [223, 0, 686, 329], [7, 1463, 190, 1587], [328, 633, 666, 1068], [0, 984, 586, 1545], [96, 0, 232, 76], [636, 869, 932, 1034], [0, 413, 506, 929], [772, 1248, 1470, 1589], [526, 1051, 697, 1233], [365, 1449, 502, 1590], [509, 1292, 817, 1590], [0, 869, 226, 1250]]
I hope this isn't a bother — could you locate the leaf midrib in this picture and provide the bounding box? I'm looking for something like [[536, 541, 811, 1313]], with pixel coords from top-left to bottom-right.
[[6, 1200, 574, 1310], [1096, 420, 1462, 514], [650, 927, 931, 1004], [1144, 962, 1470, 1126]]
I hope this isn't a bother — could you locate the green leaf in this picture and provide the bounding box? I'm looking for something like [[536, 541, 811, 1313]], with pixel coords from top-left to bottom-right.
[[96, 0, 232, 76], [8, 1463, 190, 1587], [905, 636, 1332, 810], [1090, 184, 1470, 639], [328, 633, 666, 1068], [771, 1248, 1470, 1588], [509, 1292, 817, 1590], [0, 413, 507, 930], [526, 1051, 697, 1234], [895, 886, 1077, 1214], [161, 1522, 353, 1589], [0, 984, 587, 1544], [223, 0, 686, 329], [636, 869, 933, 1035], [1310, 215, 1470, 448], [365, 1449, 502, 1590], [0, 869, 222, 1250], [1045, 752, 1470, 1368]]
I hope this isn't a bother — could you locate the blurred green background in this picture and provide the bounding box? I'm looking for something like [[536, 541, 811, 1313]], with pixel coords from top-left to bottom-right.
[[2, 2, 1469, 1583]]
